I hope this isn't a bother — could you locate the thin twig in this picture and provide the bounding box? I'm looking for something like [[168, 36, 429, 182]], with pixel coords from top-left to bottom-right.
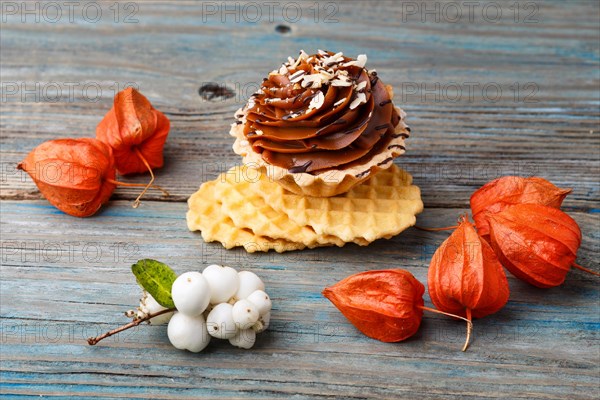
[[420, 306, 473, 352], [462, 308, 472, 352], [133, 148, 161, 208], [414, 225, 458, 232], [106, 179, 170, 196], [87, 308, 176, 346], [573, 263, 600, 277]]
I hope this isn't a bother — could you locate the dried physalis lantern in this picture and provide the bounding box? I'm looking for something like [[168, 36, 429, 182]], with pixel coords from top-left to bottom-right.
[[428, 216, 509, 351], [323, 269, 472, 349], [470, 176, 571, 239], [487, 203, 596, 287], [17, 138, 117, 217], [323, 269, 425, 342], [17, 138, 168, 217], [96, 87, 170, 207]]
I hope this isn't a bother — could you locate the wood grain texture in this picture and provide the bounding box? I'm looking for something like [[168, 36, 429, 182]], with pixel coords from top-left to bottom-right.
[[1, 0, 599, 398]]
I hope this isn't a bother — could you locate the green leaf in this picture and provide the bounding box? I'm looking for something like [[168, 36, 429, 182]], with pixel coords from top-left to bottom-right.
[[131, 259, 177, 308]]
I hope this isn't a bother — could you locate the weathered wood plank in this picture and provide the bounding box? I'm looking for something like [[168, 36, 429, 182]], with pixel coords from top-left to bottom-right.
[[1, 101, 599, 210], [0, 201, 598, 399]]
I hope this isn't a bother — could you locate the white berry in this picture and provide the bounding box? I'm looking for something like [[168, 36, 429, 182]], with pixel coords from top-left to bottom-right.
[[232, 299, 259, 329], [167, 312, 211, 352], [246, 290, 272, 316], [253, 312, 271, 333], [229, 328, 256, 349], [137, 291, 174, 325], [202, 264, 239, 304], [206, 303, 237, 339], [235, 271, 265, 300], [171, 271, 210, 317]]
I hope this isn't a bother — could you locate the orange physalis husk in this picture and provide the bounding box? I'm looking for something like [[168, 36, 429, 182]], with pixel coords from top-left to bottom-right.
[[470, 176, 572, 238], [323, 269, 425, 343], [323, 269, 474, 351], [428, 216, 509, 351], [96, 87, 170, 207], [17, 138, 117, 217], [488, 203, 584, 288]]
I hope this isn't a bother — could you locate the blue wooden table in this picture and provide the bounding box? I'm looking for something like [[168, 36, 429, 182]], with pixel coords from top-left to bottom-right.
[[1, 1, 599, 398]]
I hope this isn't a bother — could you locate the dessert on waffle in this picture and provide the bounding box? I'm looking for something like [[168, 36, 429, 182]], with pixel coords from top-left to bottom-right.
[[187, 50, 422, 252]]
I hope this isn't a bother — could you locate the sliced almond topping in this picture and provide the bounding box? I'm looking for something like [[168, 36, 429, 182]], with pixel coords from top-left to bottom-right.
[[349, 93, 367, 110], [299, 49, 309, 60], [342, 54, 367, 69], [289, 70, 305, 83], [308, 91, 325, 111]]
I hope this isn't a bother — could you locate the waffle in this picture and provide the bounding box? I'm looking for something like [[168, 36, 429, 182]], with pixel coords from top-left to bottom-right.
[[213, 167, 346, 247], [186, 180, 305, 253], [259, 164, 423, 244], [187, 165, 422, 252]]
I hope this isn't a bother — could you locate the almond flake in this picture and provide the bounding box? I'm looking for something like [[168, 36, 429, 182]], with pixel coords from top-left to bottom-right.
[[301, 74, 323, 89], [331, 77, 352, 87], [349, 93, 367, 110], [322, 52, 344, 66], [308, 91, 325, 110], [289, 70, 305, 83], [343, 54, 368, 69], [355, 81, 367, 91], [279, 64, 288, 75], [334, 98, 345, 107], [355, 54, 367, 68]]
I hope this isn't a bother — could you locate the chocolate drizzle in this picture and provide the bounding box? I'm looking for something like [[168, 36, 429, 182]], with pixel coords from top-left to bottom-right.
[[288, 160, 313, 173], [377, 157, 393, 166], [356, 168, 372, 178], [387, 144, 406, 150]]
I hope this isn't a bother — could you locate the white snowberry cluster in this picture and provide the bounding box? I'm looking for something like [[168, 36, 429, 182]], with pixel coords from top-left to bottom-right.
[[137, 265, 271, 353]]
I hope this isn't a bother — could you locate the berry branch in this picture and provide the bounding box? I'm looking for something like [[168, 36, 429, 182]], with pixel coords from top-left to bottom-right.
[[87, 308, 176, 345]]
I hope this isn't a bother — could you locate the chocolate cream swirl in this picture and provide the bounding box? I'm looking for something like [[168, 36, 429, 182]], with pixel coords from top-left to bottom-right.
[[238, 50, 405, 174]]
